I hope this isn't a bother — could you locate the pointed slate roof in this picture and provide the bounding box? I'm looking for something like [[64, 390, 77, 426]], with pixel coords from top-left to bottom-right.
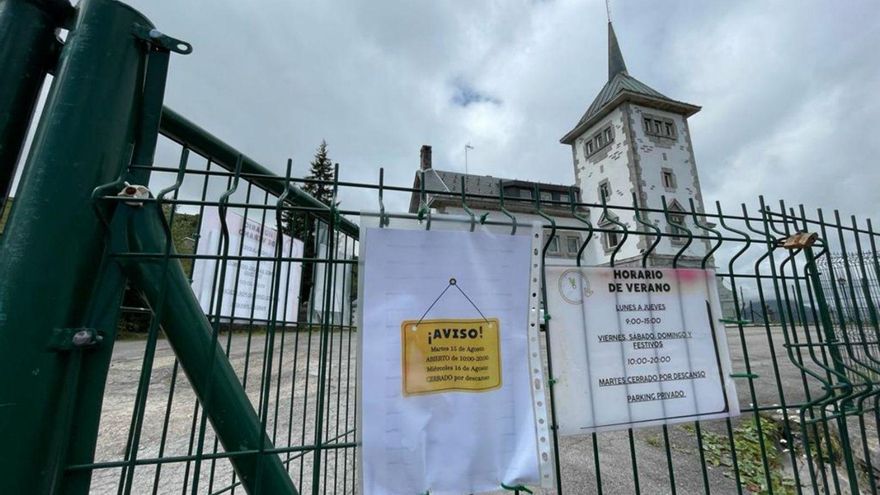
[[608, 21, 628, 80], [560, 22, 700, 144]]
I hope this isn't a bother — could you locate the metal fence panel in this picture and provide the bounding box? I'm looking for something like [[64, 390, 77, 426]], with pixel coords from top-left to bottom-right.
[[2, 1, 879, 492]]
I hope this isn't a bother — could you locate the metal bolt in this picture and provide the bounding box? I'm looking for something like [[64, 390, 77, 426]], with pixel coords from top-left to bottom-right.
[[118, 183, 151, 207], [72, 330, 93, 347]]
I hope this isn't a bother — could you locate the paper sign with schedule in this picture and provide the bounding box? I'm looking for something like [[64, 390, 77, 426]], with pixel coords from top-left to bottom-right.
[[546, 266, 739, 434]]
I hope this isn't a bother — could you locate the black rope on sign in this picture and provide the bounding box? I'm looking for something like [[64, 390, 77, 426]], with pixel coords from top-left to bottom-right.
[[416, 277, 490, 325]]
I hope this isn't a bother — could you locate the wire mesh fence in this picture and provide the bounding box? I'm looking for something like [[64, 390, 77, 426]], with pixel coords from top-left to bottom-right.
[[71, 118, 361, 494], [47, 106, 877, 494], [3, 1, 878, 492]]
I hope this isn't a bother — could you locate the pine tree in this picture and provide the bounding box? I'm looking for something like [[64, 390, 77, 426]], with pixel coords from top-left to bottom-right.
[[284, 140, 335, 240], [303, 140, 335, 206], [283, 140, 337, 323]]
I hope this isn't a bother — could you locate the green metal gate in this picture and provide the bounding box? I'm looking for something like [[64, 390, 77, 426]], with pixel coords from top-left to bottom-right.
[[1, 0, 879, 493]]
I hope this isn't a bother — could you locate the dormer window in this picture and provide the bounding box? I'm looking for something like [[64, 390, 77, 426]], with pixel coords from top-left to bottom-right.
[[644, 115, 677, 139], [666, 201, 688, 246], [547, 235, 560, 255], [502, 186, 533, 200], [598, 212, 620, 252]]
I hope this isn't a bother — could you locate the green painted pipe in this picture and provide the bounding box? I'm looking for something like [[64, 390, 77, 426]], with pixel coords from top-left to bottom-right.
[[0, 0, 153, 491], [122, 200, 298, 494], [0, 0, 71, 211]]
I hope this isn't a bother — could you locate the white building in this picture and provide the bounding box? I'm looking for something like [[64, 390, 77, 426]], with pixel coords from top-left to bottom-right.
[[408, 21, 735, 314], [561, 21, 710, 268]]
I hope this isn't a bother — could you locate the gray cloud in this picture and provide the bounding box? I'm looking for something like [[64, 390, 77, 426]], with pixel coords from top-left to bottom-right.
[[110, 0, 880, 220]]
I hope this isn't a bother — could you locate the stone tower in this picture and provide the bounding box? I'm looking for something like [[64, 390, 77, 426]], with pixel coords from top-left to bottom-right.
[[561, 22, 709, 267]]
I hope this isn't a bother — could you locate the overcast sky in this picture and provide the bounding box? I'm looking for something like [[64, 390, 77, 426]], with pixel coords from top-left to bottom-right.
[[121, 0, 879, 220]]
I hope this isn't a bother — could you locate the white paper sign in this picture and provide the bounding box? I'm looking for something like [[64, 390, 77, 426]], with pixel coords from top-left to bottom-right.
[[359, 219, 553, 495], [191, 208, 303, 323], [545, 266, 739, 434]]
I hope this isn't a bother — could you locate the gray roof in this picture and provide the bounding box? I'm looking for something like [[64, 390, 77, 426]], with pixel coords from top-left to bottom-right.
[[608, 21, 628, 81], [408, 169, 577, 214], [424, 170, 502, 196], [560, 22, 700, 144]]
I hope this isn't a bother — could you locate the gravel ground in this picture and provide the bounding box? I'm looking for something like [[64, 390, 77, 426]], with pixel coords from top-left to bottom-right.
[[91, 329, 358, 494], [87, 325, 876, 494]]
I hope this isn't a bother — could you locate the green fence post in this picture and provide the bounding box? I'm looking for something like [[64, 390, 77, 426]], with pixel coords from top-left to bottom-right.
[[0, 0, 72, 212], [803, 243, 861, 494], [0, 0, 156, 491]]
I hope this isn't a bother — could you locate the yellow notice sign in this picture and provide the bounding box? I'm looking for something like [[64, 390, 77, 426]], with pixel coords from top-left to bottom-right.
[[401, 318, 502, 396]]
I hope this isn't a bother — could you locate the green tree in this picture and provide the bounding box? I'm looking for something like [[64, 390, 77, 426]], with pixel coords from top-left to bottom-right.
[[284, 140, 335, 240], [304, 140, 335, 205], [284, 140, 337, 323]]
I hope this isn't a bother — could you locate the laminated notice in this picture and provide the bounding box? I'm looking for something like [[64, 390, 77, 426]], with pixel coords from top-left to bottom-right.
[[401, 318, 501, 396]]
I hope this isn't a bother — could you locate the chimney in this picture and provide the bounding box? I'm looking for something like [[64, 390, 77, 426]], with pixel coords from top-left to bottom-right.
[[420, 145, 432, 171]]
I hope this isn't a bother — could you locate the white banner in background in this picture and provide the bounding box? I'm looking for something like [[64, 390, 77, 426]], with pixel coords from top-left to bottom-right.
[[191, 208, 303, 323], [310, 241, 352, 324], [545, 266, 739, 434], [359, 220, 553, 495]]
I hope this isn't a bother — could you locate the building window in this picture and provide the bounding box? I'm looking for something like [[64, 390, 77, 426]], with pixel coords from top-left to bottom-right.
[[547, 235, 560, 255], [543, 231, 584, 259], [566, 235, 580, 255], [666, 202, 687, 246], [598, 180, 611, 203], [598, 214, 620, 252], [661, 169, 676, 190], [584, 125, 614, 158], [644, 115, 677, 140], [606, 230, 619, 249], [502, 186, 535, 200], [540, 190, 553, 202]]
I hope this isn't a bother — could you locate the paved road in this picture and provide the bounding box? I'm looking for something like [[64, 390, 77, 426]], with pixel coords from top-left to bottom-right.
[[88, 325, 876, 494]]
